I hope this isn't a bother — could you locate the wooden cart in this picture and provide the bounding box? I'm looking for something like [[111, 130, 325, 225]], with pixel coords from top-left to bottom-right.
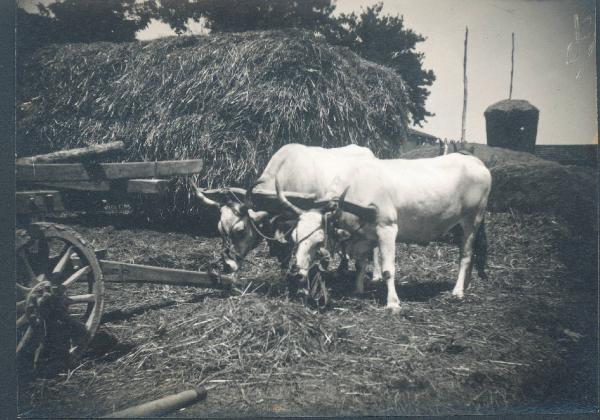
[[15, 143, 235, 375]]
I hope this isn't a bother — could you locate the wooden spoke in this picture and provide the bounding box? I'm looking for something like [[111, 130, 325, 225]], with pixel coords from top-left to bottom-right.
[[33, 342, 45, 368], [62, 266, 91, 287], [16, 326, 33, 354], [67, 318, 90, 353], [16, 300, 27, 312], [18, 250, 37, 283], [66, 294, 96, 304], [16, 283, 32, 295], [52, 245, 74, 274], [16, 313, 29, 328]]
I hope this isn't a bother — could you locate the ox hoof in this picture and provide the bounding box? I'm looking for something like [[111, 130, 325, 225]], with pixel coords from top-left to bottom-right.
[[353, 286, 365, 295], [451, 290, 464, 299], [386, 304, 401, 314]]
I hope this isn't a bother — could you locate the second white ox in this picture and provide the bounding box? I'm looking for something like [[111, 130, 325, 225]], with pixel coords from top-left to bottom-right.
[[277, 152, 492, 312], [192, 143, 375, 274]]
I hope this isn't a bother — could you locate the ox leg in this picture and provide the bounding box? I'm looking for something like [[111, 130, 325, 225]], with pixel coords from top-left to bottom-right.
[[338, 243, 349, 273], [376, 225, 400, 312], [371, 246, 382, 283], [354, 252, 370, 294], [452, 220, 477, 298]]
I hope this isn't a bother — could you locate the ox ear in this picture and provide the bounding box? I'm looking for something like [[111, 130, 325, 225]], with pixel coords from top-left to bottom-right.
[[273, 229, 289, 243], [248, 209, 269, 223]]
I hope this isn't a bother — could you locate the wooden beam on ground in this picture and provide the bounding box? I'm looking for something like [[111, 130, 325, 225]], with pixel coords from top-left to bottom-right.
[[16, 141, 125, 164], [102, 388, 207, 418], [100, 260, 234, 289], [17, 159, 203, 182]]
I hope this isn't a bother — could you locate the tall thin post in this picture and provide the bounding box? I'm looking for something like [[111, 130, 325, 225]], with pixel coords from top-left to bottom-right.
[[460, 26, 468, 143], [509, 32, 515, 99]]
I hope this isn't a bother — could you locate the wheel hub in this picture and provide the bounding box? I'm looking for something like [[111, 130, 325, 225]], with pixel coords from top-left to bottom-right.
[[25, 281, 68, 329]]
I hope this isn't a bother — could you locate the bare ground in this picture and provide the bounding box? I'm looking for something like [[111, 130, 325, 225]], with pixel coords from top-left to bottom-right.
[[16, 211, 598, 417]]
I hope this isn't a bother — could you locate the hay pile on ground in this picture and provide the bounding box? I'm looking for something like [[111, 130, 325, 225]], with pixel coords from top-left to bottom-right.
[[401, 143, 541, 168], [19, 212, 597, 417], [402, 144, 597, 233], [17, 30, 411, 189]]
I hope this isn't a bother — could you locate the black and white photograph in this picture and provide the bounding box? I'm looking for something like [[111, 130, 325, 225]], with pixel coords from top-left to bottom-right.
[[13, 0, 598, 417]]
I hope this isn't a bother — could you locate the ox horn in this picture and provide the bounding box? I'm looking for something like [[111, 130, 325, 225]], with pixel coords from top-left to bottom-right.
[[189, 180, 221, 208], [327, 186, 350, 215], [338, 186, 349, 207], [244, 180, 258, 208], [275, 179, 304, 216]]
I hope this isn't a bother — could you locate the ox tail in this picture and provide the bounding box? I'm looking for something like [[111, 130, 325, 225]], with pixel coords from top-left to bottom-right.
[[473, 218, 488, 280]]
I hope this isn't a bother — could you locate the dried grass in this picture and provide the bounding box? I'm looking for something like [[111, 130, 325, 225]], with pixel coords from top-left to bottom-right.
[[18, 212, 597, 417], [17, 30, 411, 194]]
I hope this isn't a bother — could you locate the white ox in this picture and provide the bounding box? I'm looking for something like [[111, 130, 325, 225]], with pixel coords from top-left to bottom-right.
[[192, 143, 375, 274], [277, 152, 492, 312]]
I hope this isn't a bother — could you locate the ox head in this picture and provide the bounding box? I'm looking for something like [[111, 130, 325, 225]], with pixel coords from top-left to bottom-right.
[[191, 182, 270, 274], [276, 180, 352, 280]]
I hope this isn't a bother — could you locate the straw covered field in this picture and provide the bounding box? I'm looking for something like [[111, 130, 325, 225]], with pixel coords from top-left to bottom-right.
[[17, 205, 597, 417]]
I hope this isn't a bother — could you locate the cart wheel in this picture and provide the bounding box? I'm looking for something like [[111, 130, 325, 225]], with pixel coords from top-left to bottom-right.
[[16, 222, 104, 376], [303, 269, 330, 311]]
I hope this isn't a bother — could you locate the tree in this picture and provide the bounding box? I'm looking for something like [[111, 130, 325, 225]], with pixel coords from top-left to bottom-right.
[[18, 0, 154, 47], [325, 4, 435, 125], [153, 0, 335, 34]]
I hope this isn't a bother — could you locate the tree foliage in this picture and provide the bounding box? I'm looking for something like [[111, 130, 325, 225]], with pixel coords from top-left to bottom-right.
[[326, 4, 436, 124], [154, 0, 335, 34]]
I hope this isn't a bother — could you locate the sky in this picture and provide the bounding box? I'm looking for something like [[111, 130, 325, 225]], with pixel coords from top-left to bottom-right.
[[18, 0, 597, 144]]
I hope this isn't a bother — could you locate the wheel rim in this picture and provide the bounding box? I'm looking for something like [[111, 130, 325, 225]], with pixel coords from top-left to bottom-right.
[[16, 223, 104, 374]]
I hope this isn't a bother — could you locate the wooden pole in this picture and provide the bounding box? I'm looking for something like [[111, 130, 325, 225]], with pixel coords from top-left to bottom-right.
[[100, 260, 235, 288], [16, 141, 125, 164], [102, 388, 207, 418], [509, 32, 515, 99], [460, 27, 469, 143]]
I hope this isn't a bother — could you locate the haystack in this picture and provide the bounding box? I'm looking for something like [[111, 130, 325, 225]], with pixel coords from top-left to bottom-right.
[[484, 99, 539, 153], [17, 30, 412, 190], [402, 144, 597, 233]]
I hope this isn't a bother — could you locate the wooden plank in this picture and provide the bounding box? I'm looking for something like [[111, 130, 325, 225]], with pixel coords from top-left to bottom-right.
[[17, 141, 125, 164], [126, 178, 170, 194], [202, 187, 319, 211], [100, 260, 234, 289], [17, 159, 203, 182], [32, 180, 111, 192], [32, 178, 170, 195], [16, 190, 65, 214]]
